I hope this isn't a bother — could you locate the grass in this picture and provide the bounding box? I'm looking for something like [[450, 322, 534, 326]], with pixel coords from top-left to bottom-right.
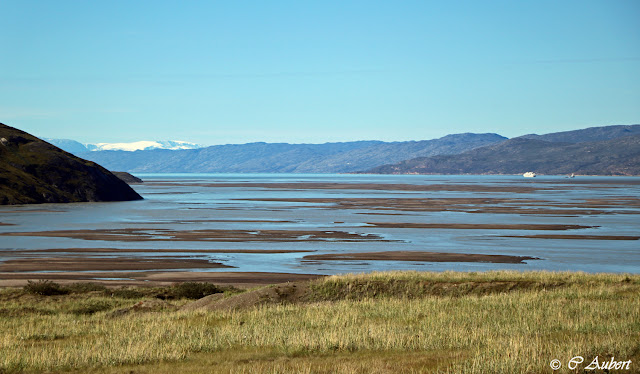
[[1, 271, 639, 373]]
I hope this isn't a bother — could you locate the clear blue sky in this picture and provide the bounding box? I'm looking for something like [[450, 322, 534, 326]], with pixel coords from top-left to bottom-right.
[[1, 0, 639, 145]]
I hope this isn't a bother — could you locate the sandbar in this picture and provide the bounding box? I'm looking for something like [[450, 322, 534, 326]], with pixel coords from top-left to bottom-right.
[[501, 234, 640, 240], [365, 223, 595, 230], [148, 182, 544, 193], [0, 256, 233, 272], [0, 248, 313, 254], [234, 197, 632, 215], [302, 251, 538, 264], [0, 228, 389, 242]]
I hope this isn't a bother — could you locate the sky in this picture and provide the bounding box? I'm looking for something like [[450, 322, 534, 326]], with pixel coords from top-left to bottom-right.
[[1, 0, 639, 145]]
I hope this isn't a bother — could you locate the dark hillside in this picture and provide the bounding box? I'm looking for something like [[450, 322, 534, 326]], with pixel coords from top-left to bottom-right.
[[0, 123, 143, 205], [367, 135, 640, 176]]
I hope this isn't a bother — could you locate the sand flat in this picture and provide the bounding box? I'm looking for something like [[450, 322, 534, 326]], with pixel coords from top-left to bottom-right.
[[0, 228, 390, 242], [303, 251, 538, 264], [0, 256, 234, 272]]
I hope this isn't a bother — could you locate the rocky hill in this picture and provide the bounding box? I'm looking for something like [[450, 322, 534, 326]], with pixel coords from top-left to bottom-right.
[[0, 124, 143, 205], [519, 124, 640, 143], [76, 133, 506, 173], [366, 134, 640, 176]]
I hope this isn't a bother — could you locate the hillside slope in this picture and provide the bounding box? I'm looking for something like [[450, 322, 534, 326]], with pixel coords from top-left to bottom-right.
[[519, 124, 640, 143], [0, 124, 143, 205], [366, 135, 640, 176]]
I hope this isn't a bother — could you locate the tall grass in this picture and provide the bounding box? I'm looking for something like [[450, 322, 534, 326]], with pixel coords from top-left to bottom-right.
[[0, 271, 638, 373]]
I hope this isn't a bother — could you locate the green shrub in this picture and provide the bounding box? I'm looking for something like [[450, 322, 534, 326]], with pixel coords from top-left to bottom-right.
[[171, 282, 223, 299], [67, 282, 108, 293], [23, 280, 69, 296], [106, 288, 144, 299], [71, 300, 114, 315]]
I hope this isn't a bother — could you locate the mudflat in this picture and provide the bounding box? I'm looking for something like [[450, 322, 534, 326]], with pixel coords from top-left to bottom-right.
[[233, 196, 639, 215], [365, 223, 595, 230], [302, 251, 538, 264], [0, 248, 313, 254], [0, 256, 233, 272], [0, 228, 389, 242]]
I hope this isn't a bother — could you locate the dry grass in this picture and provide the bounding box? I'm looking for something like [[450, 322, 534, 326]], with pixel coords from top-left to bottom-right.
[[0, 271, 638, 373]]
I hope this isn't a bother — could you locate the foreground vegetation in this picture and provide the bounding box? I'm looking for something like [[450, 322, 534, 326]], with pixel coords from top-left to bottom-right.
[[1, 271, 639, 373]]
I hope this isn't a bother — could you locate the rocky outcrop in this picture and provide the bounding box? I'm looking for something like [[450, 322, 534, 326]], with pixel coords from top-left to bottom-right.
[[0, 123, 143, 205], [112, 171, 143, 184]]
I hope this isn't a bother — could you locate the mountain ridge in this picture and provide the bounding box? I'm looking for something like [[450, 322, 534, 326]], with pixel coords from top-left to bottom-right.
[[75, 133, 506, 173], [366, 132, 640, 176], [45, 138, 204, 153]]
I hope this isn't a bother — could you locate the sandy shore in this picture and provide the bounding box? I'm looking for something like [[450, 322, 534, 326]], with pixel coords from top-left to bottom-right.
[[302, 251, 538, 264], [0, 271, 325, 288]]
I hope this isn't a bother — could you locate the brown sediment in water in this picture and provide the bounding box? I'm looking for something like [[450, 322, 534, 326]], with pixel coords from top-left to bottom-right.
[[501, 234, 640, 240], [0, 248, 314, 254], [0, 209, 65, 213], [0, 271, 325, 288], [147, 182, 546, 193], [365, 223, 595, 230], [302, 251, 538, 264], [131, 219, 298, 225], [0, 229, 390, 242], [0, 256, 234, 272], [232, 196, 637, 215], [0, 222, 13, 226]]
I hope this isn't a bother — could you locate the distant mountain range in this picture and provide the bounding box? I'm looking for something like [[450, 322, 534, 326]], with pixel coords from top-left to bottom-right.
[[44, 138, 204, 153], [36, 124, 640, 175], [367, 125, 640, 176], [68, 133, 506, 173]]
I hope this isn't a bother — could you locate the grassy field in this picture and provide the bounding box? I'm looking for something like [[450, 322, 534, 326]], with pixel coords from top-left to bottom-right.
[[1, 271, 638, 373]]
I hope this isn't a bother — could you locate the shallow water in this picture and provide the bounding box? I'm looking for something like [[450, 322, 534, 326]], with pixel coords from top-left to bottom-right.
[[1, 174, 639, 275]]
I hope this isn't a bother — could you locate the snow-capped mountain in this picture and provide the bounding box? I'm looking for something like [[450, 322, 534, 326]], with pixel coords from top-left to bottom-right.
[[45, 138, 204, 154], [86, 140, 203, 152]]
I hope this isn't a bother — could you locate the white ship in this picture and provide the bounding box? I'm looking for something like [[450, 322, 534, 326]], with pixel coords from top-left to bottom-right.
[[523, 172, 536, 178]]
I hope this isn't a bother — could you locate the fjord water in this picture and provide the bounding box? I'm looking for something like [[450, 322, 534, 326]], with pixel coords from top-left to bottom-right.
[[1, 174, 639, 275]]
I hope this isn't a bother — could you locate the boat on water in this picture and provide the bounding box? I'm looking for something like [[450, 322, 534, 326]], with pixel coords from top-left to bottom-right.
[[566, 173, 575, 178], [523, 172, 536, 178]]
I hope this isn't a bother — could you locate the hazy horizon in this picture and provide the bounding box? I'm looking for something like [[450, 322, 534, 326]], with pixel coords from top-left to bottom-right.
[[2, 1, 639, 144]]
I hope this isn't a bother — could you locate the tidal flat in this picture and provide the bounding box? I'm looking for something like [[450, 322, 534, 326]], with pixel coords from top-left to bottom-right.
[[0, 173, 639, 285]]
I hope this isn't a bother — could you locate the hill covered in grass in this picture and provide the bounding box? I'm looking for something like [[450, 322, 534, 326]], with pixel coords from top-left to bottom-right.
[[0, 123, 142, 205]]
